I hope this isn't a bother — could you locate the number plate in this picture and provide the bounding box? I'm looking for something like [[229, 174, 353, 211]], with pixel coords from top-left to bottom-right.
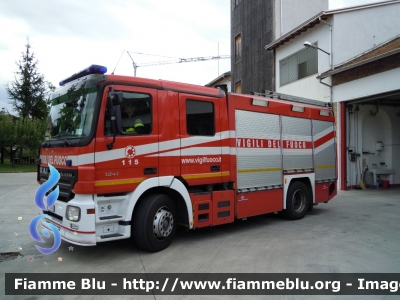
[[40, 167, 49, 174]]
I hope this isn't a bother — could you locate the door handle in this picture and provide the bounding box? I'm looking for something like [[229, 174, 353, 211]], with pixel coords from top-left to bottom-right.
[[144, 168, 157, 175], [210, 165, 220, 172]]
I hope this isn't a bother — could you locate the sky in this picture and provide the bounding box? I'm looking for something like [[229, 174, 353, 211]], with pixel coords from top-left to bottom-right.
[[0, 0, 387, 115]]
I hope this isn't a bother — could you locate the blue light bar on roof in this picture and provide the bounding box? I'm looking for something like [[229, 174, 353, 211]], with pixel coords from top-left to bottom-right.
[[59, 65, 107, 86]]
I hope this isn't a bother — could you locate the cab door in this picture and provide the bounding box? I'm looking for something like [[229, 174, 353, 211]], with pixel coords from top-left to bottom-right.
[[94, 85, 158, 194], [178, 93, 222, 186]]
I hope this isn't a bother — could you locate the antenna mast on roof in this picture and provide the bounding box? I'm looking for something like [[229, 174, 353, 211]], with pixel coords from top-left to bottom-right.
[[111, 49, 125, 75]]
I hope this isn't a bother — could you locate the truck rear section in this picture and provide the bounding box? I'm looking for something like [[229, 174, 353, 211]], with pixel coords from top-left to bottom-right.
[[38, 65, 336, 252], [226, 93, 336, 222]]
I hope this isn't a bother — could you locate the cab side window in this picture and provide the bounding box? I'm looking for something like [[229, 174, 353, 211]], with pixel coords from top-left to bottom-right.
[[186, 100, 215, 136], [104, 91, 152, 136]]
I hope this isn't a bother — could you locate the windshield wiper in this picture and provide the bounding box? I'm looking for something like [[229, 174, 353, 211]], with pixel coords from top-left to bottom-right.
[[52, 132, 74, 146], [52, 132, 73, 138]]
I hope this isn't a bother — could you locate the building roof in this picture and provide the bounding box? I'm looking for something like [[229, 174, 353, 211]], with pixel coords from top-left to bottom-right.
[[317, 35, 400, 79], [205, 71, 231, 87], [265, 0, 399, 50]]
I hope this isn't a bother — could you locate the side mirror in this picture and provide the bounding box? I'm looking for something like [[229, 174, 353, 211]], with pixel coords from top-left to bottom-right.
[[109, 91, 123, 106], [107, 87, 123, 150]]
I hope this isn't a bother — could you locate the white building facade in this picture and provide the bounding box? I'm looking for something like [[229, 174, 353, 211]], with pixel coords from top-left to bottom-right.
[[205, 71, 232, 92], [266, 0, 400, 190]]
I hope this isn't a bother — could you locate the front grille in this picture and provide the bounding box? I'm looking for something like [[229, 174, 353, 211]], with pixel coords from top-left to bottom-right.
[[39, 168, 78, 202]]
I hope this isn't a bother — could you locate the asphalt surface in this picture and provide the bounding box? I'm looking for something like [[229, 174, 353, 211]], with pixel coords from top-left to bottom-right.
[[0, 172, 399, 300]]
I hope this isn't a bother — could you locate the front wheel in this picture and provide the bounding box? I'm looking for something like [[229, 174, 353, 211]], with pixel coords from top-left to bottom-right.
[[283, 181, 310, 220], [132, 194, 177, 252]]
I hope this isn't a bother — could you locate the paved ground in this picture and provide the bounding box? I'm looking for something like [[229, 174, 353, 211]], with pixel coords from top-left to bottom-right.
[[0, 172, 399, 300]]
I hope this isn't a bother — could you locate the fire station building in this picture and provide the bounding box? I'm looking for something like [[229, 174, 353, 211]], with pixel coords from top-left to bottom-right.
[[262, 0, 400, 190]]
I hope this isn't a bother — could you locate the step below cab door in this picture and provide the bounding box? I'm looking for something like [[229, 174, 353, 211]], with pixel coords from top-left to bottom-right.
[[178, 93, 222, 186], [94, 85, 159, 194]]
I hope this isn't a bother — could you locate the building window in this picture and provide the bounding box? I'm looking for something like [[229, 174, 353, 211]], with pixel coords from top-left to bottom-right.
[[280, 43, 318, 86], [235, 81, 242, 94], [186, 100, 215, 136], [235, 34, 242, 62]]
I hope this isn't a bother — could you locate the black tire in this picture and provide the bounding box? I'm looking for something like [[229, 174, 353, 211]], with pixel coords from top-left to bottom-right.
[[283, 181, 310, 220], [132, 194, 177, 252], [307, 202, 314, 212]]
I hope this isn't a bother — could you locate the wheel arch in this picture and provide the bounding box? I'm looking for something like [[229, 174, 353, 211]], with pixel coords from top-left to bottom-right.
[[124, 176, 193, 228], [283, 173, 315, 209]]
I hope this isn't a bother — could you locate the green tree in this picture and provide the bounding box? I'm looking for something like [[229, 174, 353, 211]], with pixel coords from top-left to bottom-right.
[[3, 38, 54, 165], [0, 115, 46, 167], [0, 110, 11, 164], [6, 38, 54, 120]]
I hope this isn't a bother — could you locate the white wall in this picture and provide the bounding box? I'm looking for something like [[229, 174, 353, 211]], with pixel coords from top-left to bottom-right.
[[274, 0, 329, 38], [332, 2, 400, 66], [333, 68, 400, 102], [218, 77, 232, 92], [277, 75, 331, 101], [275, 23, 331, 101], [274, 1, 400, 102], [206, 76, 231, 92]]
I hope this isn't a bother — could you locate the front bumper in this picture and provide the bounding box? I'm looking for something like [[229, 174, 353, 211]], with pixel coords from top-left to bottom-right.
[[42, 217, 96, 246], [41, 196, 97, 246]]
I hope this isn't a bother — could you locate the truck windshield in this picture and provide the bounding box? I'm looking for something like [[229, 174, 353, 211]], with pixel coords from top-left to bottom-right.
[[46, 84, 98, 140]]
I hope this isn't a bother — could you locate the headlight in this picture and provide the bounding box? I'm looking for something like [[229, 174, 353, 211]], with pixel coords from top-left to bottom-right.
[[66, 205, 80, 222]]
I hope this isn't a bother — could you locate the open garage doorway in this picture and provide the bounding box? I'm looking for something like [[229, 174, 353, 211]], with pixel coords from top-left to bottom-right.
[[342, 91, 400, 189]]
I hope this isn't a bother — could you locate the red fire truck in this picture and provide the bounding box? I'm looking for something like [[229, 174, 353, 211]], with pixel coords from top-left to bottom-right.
[[38, 65, 337, 252]]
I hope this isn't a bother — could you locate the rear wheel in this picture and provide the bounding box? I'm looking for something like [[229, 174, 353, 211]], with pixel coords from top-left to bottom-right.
[[132, 194, 177, 252], [283, 181, 310, 220]]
